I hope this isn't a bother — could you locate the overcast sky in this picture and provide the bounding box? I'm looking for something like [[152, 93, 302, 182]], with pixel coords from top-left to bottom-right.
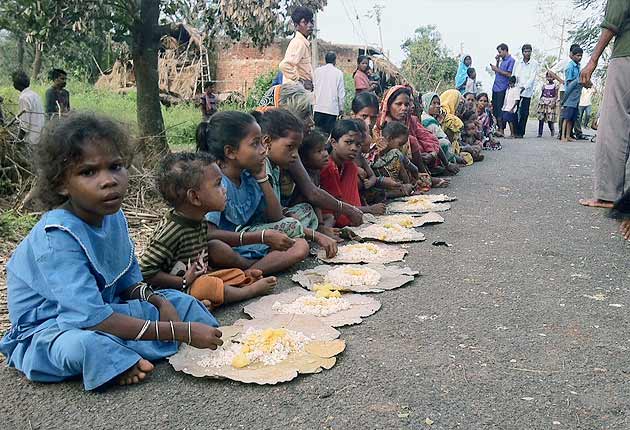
[[317, 0, 580, 91]]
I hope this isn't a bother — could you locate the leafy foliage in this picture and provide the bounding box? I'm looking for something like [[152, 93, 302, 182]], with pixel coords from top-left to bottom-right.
[[400, 26, 458, 94], [569, 0, 606, 52]]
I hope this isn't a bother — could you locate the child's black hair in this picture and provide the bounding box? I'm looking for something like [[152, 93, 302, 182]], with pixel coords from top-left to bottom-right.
[[382, 121, 408, 140], [497, 43, 509, 52], [11, 71, 30, 91], [203, 81, 215, 90], [49, 68, 67, 81], [476, 92, 489, 101], [351, 91, 379, 114], [299, 129, 328, 160], [291, 6, 313, 24], [34, 113, 133, 210], [463, 119, 477, 129], [196, 111, 257, 160], [461, 110, 478, 122], [250, 108, 303, 140], [521, 43, 532, 52], [330, 119, 363, 142], [467, 67, 476, 77], [157, 152, 216, 208], [508, 75, 517, 85], [570, 45, 583, 55]]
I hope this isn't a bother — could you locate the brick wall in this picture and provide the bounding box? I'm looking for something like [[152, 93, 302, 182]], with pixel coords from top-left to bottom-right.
[[216, 40, 365, 95]]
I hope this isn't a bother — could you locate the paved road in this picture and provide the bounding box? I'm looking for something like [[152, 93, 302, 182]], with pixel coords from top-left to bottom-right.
[[0, 132, 628, 430]]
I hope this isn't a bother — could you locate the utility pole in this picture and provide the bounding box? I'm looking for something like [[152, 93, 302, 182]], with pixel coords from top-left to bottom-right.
[[366, 3, 385, 53], [312, 12, 319, 68]]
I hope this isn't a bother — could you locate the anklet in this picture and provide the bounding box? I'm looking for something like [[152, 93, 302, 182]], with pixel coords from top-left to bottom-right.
[[134, 320, 151, 341]]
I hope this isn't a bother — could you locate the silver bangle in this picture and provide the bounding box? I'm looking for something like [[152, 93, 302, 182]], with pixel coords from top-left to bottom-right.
[[261, 229, 266, 244], [188, 321, 192, 345], [311, 229, 316, 241], [182, 277, 187, 291], [256, 176, 269, 184], [134, 320, 151, 341], [155, 320, 160, 341], [239, 230, 246, 246], [129, 284, 143, 298], [170, 321, 176, 342]]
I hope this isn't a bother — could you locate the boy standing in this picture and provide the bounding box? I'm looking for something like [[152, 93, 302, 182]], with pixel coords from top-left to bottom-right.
[[279, 7, 315, 91], [11, 71, 44, 145], [200, 82, 218, 122], [45, 68, 70, 119], [560, 46, 585, 142]]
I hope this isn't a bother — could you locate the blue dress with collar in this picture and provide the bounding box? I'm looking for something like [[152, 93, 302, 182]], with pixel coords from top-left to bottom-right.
[[0, 209, 218, 390]]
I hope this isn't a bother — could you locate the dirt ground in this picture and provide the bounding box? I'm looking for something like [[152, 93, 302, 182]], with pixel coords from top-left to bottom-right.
[[0, 131, 629, 430]]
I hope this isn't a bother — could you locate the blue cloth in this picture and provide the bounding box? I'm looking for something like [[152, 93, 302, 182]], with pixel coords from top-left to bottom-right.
[[0, 209, 218, 390], [272, 71, 284, 87], [565, 60, 580, 84], [562, 78, 583, 109], [561, 106, 579, 121], [492, 54, 516, 92], [455, 55, 471, 92], [206, 169, 269, 258]]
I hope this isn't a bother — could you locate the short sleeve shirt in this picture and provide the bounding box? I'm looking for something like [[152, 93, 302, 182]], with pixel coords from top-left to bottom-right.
[[602, 0, 630, 59], [492, 55, 516, 93]]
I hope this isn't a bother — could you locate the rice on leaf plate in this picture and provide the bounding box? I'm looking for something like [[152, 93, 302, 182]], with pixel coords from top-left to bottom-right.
[[244, 287, 381, 327], [348, 222, 426, 243], [396, 193, 457, 203], [387, 196, 451, 214], [370, 212, 445, 227], [292, 263, 419, 293], [317, 241, 407, 264], [168, 315, 345, 385]]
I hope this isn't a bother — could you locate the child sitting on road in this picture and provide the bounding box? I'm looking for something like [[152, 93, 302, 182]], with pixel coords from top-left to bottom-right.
[[320, 119, 386, 227], [0, 113, 222, 391], [461, 119, 485, 157], [371, 121, 418, 198], [140, 152, 277, 310], [197, 111, 310, 275]]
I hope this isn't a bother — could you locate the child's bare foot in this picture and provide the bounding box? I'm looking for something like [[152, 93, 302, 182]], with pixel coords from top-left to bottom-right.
[[248, 276, 277, 297], [578, 198, 614, 209], [620, 220, 630, 240], [117, 359, 154, 386], [244, 268, 263, 282], [568, 137, 576, 142]]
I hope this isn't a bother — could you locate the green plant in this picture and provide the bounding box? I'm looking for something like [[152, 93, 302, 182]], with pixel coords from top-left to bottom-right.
[[246, 70, 277, 110], [0, 210, 37, 242]]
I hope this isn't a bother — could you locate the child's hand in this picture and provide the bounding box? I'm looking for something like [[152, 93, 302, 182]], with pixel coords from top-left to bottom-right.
[[184, 259, 206, 287], [367, 203, 387, 215], [401, 183, 414, 195], [314, 232, 338, 258], [363, 175, 377, 190], [151, 297, 181, 322], [264, 230, 295, 251], [318, 225, 343, 242], [251, 160, 267, 180], [356, 166, 367, 180], [189, 323, 223, 349]]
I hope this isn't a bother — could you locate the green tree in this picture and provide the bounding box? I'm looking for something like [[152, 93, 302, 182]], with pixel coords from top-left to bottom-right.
[[400, 25, 458, 94], [1, 0, 328, 162], [570, 0, 607, 52]]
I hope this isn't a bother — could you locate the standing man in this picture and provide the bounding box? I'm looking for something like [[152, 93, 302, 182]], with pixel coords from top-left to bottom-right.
[[12, 71, 44, 145], [313, 51, 345, 135], [45, 68, 70, 119], [279, 7, 315, 91], [490, 43, 516, 137], [579, 0, 629, 209], [513, 44, 539, 138], [200, 81, 218, 122]]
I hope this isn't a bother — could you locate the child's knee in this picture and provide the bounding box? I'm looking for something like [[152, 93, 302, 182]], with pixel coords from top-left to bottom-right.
[[289, 238, 309, 261]]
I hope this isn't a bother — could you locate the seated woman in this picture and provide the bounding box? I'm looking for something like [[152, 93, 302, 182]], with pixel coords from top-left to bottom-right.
[[257, 83, 364, 234], [373, 85, 455, 188], [421, 92, 466, 165], [440, 89, 484, 162]]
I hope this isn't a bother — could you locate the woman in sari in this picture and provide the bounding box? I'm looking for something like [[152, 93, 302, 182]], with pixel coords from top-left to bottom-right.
[[353, 56, 377, 95], [455, 55, 472, 93], [420, 92, 466, 165], [373, 85, 457, 188], [257, 83, 364, 235], [440, 89, 483, 162]]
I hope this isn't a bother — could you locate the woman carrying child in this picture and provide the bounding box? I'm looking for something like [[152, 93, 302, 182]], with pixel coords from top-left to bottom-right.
[[455, 54, 473, 93], [353, 55, 378, 95], [476, 93, 502, 149], [0, 113, 222, 390]]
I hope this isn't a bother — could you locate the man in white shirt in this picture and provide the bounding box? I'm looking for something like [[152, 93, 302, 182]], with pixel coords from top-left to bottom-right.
[[578, 86, 595, 131], [313, 52, 345, 134], [513, 44, 539, 138], [12, 71, 44, 145]]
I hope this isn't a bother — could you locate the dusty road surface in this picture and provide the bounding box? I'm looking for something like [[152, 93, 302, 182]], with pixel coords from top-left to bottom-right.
[[0, 131, 628, 430]]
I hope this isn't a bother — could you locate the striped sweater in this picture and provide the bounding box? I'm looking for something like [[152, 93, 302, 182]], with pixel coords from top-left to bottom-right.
[[140, 210, 209, 280]]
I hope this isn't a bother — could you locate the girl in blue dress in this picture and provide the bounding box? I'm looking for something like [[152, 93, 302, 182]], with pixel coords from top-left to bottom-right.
[[0, 113, 223, 390]]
